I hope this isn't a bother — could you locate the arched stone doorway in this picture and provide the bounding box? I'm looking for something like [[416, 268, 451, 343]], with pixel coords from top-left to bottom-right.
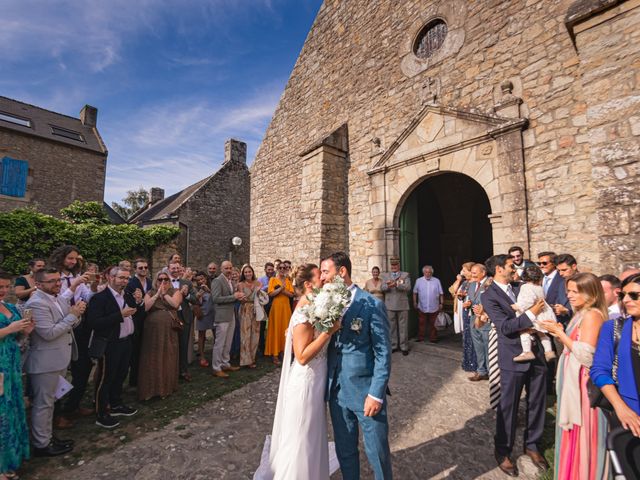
[[398, 172, 493, 306], [366, 102, 531, 280]]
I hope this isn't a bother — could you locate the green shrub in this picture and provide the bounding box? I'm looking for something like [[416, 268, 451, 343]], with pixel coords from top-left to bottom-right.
[[0, 205, 179, 275]]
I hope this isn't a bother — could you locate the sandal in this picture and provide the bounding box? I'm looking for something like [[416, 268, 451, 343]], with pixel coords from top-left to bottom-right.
[[199, 358, 210, 368], [272, 358, 281, 366]]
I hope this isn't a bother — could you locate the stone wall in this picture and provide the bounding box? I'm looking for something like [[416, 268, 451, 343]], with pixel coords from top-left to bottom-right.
[[570, 1, 640, 272], [0, 130, 107, 216], [178, 140, 250, 271], [250, 0, 640, 282]]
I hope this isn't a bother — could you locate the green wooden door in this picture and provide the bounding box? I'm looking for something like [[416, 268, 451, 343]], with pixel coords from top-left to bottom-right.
[[400, 193, 420, 338]]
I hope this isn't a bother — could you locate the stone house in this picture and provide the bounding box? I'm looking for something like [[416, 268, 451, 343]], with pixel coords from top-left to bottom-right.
[[0, 96, 108, 216], [250, 0, 640, 292], [130, 139, 250, 273]]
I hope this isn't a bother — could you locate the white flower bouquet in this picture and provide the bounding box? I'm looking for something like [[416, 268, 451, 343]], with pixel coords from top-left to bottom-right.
[[301, 276, 352, 333]]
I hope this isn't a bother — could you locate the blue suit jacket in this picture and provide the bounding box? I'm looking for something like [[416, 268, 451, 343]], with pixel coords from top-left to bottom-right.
[[481, 282, 542, 372], [545, 273, 572, 325], [327, 287, 392, 410], [591, 317, 640, 415]]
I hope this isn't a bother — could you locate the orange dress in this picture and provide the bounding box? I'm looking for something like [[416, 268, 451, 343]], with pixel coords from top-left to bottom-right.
[[264, 276, 293, 357]]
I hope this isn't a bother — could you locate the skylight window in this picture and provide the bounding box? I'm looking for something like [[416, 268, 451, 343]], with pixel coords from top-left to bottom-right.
[[51, 125, 84, 142], [0, 111, 31, 128]]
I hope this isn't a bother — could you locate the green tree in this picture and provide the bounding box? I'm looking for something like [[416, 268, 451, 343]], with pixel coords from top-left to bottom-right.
[[111, 187, 149, 220], [60, 200, 110, 224], [0, 204, 179, 275]]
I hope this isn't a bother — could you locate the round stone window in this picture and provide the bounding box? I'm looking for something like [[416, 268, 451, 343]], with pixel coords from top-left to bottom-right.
[[414, 19, 448, 59]]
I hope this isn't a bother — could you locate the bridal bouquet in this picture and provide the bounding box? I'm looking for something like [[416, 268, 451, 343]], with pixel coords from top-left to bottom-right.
[[301, 276, 352, 333]]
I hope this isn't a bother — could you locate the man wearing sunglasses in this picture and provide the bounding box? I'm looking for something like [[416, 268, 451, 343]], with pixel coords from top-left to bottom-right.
[[124, 259, 152, 388], [537, 251, 571, 326], [86, 266, 142, 429]]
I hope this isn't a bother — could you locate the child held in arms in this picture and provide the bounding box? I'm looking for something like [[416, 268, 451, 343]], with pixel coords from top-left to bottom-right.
[[511, 265, 557, 363]]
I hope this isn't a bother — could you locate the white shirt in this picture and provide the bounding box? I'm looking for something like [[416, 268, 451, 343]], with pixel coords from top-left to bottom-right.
[[543, 270, 558, 295], [170, 277, 183, 310], [608, 303, 621, 320], [60, 273, 93, 304], [108, 286, 134, 339]]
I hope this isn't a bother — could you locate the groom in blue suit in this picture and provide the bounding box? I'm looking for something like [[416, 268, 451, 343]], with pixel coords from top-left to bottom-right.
[[322, 252, 393, 480]]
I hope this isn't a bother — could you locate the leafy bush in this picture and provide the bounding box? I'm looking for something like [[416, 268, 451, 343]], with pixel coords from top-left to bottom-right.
[[0, 205, 179, 275]]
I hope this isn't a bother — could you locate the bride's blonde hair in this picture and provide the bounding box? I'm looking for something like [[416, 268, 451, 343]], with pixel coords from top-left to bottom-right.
[[292, 263, 318, 294]]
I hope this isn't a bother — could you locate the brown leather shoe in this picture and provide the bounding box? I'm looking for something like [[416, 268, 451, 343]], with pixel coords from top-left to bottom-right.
[[524, 449, 549, 471], [495, 452, 518, 477], [222, 365, 240, 372], [53, 416, 74, 430], [469, 373, 489, 381], [212, 370, 229, 378]]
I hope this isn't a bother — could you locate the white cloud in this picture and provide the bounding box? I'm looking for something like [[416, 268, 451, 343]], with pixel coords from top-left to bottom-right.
[[103, 86, 281, 204], [0, 0, 288, 73]]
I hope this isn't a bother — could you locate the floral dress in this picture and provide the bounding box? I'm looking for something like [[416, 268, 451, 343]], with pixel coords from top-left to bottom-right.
[[0, 302, 30, 472]]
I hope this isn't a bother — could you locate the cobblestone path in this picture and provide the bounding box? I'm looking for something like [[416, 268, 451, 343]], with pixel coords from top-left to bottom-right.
[[48, 342, 542, 479]]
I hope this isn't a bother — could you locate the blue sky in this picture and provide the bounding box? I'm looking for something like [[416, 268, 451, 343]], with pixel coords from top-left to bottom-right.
[[1, 0, 322, 204]]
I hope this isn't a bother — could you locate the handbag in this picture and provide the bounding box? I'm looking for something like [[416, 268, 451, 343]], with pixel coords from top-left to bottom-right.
[[587, 316, 623, 411], [435, 311, 452, 330], [169, 311, 184, 332], [255, 289, 267, 322]]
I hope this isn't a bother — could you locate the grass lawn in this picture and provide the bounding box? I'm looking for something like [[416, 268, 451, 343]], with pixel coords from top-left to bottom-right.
[[20, 351, 276, 479]]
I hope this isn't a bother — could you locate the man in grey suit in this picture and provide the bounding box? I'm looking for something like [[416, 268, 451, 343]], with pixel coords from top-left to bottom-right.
[[381, 256, 412, 355], [209, 261, 244, 378], [25, 268, 86, 456]]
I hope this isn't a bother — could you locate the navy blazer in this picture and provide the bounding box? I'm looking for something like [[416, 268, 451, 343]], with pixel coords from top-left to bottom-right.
[[124, 276, 151, 320], [86, 288, 141, 342], [591, 317, 640, 415], [481, 282, 542, 372], [544, 273, 572, 324]]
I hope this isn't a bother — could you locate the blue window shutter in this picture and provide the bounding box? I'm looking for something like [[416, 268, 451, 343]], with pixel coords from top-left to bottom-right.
[[0, 157, 29, 197]]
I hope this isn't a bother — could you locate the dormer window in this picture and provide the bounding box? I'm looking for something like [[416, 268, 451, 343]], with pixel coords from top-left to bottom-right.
[[51, 125, 84, 142], [0, 111, 31, 128]]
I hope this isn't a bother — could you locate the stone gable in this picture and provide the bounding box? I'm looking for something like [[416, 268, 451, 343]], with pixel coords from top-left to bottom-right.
[[251, 0, 640, 282]]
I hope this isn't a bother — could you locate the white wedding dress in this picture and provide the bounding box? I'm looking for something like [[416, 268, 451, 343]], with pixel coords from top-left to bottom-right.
[[254, 309, 338, 480]]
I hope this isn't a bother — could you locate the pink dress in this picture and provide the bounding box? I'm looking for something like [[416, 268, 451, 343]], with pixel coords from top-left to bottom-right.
[[554, 312, 610, 479]]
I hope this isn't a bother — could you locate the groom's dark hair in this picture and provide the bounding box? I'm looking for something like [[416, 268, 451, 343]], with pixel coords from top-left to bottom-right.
[[325, 251, 352, 276]]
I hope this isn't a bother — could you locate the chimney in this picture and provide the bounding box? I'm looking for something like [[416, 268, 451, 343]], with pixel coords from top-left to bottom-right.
[[224, 138, 247, 165], [150, 187, 165, 203], [80, 105, 98, 127]]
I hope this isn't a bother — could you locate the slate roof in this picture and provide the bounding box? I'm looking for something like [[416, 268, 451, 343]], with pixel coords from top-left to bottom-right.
[[129, 175, 212, 224], [103, 202, 125, 224], [0, 96, 107, 154]]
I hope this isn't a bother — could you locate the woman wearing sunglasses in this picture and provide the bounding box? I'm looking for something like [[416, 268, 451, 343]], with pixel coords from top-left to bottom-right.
[[591, 273, 640, 437], [137, 271, 183, 401]]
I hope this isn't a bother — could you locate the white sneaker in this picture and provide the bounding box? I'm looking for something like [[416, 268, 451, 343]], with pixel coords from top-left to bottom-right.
[[513, 351, 535, 362]]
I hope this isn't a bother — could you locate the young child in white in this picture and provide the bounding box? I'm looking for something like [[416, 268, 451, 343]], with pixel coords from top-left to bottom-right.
[[511, 266, 557, 362]]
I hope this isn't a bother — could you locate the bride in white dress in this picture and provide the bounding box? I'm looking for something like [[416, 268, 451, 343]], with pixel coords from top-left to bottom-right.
[[254, 263, 341, 480]]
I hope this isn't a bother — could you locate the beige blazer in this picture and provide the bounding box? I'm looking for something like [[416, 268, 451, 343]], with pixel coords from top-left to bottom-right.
[[380, 271, 411, 311]]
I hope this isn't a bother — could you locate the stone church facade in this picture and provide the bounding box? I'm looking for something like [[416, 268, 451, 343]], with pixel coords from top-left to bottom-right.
[[250, 0, 640, 287]]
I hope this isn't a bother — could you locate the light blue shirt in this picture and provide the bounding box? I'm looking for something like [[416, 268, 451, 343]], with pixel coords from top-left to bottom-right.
[[413, 276, 443, 313]]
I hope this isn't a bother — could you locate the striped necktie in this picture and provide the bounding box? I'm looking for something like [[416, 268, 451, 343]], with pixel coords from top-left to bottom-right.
[[488, 323, 501, 409]]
